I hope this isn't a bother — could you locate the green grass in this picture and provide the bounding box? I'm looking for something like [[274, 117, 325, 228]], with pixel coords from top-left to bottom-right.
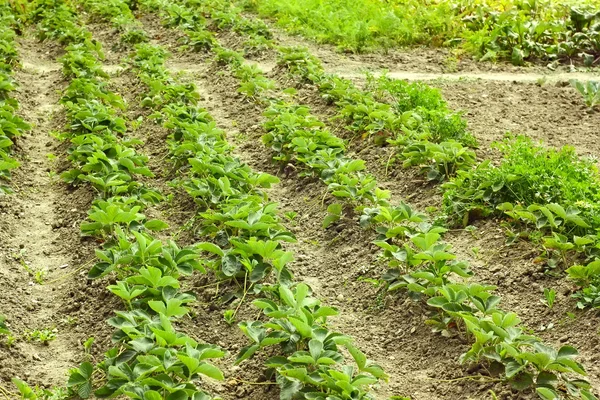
[[443, 135, 600, 226], [241, 0, 600, 64], [243, 0, 459, 53]]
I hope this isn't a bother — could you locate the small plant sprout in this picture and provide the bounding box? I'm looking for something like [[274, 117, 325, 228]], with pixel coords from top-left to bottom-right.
[[542, 288, 556, 309], [223, 309, 235, 325], [284, 211, 298, 223], [61, 316, 78, 326], [570, 80, 600, 109], [83, 337, 94, 360], [25, 328, 57, 345]]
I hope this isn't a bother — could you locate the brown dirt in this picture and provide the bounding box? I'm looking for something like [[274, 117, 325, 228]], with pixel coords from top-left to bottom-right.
[[0, 32, 101, 390]]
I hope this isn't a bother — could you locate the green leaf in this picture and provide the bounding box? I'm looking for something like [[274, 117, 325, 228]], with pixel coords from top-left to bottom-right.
[[235, 344, 259, 365], [536, 387, 559, 400], [346, 343, 367, 370], [510, 372, 533, 390], [144, 391, 163, 400], [196, 363, 224, 381], [196, 242, 224, 257], [145, 219, 169, 231], [557, 345, 578, 359], [505, 361, 525, 378], [12, 378, 37, 399]]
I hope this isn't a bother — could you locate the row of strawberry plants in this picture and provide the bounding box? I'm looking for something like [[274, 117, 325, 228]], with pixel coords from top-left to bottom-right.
[[80, 0, 392, 395], [125, 36, 391, 399], [140, 0, 390, 229], [0, 0, 30, 356], [133, 4, 599, 399], [78, 0, 149, 47], [0, 4, 30, 195], [212, 49, 600, 400], [276, 48, 478, 183], [161, 0, 478, 184], [12, 1, 226, 398]]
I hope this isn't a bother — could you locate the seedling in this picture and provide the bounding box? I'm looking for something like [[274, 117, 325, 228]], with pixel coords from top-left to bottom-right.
[[570, 80, 600, 109], [542, 288, 556, 309], [284, 211, 298, 223], [25, 328, 57, 345], [0, 314, 8, 336], [223, 309, 235, 325]]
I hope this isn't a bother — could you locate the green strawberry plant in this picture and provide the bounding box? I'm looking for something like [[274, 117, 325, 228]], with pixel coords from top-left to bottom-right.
[[0, 5, 29, 194], [127, 12, 391, 399], [571, 80, 600, 109], [236, 283, 388, 399], [16, 3, 228, 399]]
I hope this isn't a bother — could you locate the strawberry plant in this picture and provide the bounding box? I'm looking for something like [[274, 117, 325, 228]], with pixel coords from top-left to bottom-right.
[[127, 13, 390, 399], [120, 3, 600, 399], [400, 140, 476, 182], [275, 47, 475, 179], [567, 260, 600, 309], [16, 3, 228, 399], [571, 80, 600, 109], [0, 5, 29, 194], [236, 283, 388, 399], [370, 206, 597, 400]]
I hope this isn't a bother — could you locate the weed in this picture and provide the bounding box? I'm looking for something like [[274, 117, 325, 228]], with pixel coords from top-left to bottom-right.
[[443, 135, 600, 228], [25, 327, 57, 345], [542, 288, 556, 309]]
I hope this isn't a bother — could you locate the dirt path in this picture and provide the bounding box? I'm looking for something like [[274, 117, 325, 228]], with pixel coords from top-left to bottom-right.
[[0, 34, 91, 390]]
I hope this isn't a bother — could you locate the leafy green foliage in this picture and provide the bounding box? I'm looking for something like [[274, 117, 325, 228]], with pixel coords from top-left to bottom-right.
[[443, 136, 600, 227], [236, 283, 388, 399], [17, 2, 226, 399], [571, 80, 600, 109], [131, 5, 390, 398], [0, 314, 9, 335], [119, 2, 598, 400], [400, 140, 476, 182], [567, 260, 600, 309], [0, 4, 30, 194], [542, 288, 556, 309], [369, 202, 596, 400], [276, 48, 475, 180], [243, 0, 600, 64]]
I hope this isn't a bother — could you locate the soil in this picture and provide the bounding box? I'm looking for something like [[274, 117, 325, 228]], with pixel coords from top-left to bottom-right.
[[0, 32, 103, 391], [2, 5, 600, 400]]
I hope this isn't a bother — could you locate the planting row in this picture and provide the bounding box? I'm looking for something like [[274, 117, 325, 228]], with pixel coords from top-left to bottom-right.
[[0, 1, 31, 354], [77, 0, 393, 398], [127, 32, 390, 400], [0, 4, 30, 195], [134, 1, 599, 399], [11, 0, 227, 398]]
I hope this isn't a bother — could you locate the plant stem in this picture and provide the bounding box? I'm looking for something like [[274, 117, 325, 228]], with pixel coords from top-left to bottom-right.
[[232, 378, 277, 386], [424, 375, 501, 383], [233, 273, 249, 319]]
